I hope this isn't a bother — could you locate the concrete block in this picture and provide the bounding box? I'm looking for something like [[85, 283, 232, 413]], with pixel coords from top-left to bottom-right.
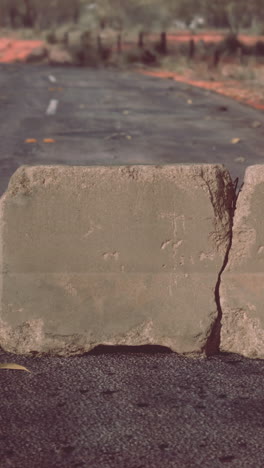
[[0, 164, 234, 356], [221, 165, 264, 358]]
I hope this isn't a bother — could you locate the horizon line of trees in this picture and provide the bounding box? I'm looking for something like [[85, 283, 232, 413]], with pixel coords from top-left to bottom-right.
[[0, 1, 264, 39]]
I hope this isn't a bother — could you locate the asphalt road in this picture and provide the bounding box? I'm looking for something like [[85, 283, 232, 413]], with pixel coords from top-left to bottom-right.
[[1, 64, 264, 468], [0, 63, 264, 196], [1, 348, 264, 468]]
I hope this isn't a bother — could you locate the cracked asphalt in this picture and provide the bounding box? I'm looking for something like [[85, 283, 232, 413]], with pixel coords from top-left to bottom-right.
[[1, 64, 264, 467]]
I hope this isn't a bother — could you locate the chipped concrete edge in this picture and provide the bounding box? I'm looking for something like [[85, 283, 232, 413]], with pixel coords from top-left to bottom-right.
[[219, 166, 264, 358]]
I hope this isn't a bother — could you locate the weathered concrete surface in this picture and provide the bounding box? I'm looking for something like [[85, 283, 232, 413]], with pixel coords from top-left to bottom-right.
[[220, 165, 264, 358], [0, 164, 234, 356]]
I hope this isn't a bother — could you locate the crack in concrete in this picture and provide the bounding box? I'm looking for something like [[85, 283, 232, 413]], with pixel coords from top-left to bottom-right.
[[204, 176, 244, 356]]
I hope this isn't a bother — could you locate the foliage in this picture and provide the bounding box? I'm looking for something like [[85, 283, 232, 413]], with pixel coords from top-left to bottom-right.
[[0, 0, 264, 39]]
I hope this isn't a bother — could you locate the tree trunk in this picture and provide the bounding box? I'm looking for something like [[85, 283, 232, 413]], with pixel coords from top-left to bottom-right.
[[97, 35, 102, 55], [9, 7, 18, 28], [73, 6, 80, 24], [188, 39, 195, 59], [236, 46, 244, 65], [117, 33, 122, 54], [100, 19, 106, 30], [138, 31, 144, 48], [159, 32, 167, 55], [22, 0, 35, 28], [213, 48, 221, 68]]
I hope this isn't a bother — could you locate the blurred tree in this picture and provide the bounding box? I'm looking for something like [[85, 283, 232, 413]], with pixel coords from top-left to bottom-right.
[[21, 0, 37, 27], [200, 0, 228, 28], [0, 0, 263, 38], [168, 0, 201, 26], [0, 0, 21, 28], [200, 0, 264, 31], [125, 0, 166, 49], [248, 0, 264, 32]]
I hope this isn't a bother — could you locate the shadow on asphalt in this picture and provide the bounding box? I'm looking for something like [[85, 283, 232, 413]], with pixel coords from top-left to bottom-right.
[[88, 344, 174, 355]]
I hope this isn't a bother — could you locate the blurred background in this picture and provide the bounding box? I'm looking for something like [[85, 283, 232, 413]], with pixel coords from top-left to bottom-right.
[[0, 0, 263, 35], [0, 0, 264, 70]]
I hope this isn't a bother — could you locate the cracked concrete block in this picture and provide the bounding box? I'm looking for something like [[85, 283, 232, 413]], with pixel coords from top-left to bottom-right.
[[220, 165, 264, 358], [0, 164, 234, 356]]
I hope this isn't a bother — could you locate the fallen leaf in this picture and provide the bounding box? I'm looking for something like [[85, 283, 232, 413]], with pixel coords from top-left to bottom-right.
[[235, 156, 246, 163], [231, 138, 241, 144], [0, 363, 30, 372], [43, 138, 56, 143], [187, 99, 193, 104], [126, 135, 132, 140], [49, 87, 63, 92], [25, 138, 37, 143]]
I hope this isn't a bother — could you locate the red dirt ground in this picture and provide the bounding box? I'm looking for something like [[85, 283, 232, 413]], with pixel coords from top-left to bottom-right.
[[150, 31, 264, 45], [0, 34, 263, 112], [139, 31, 264, 111], [138, 68, 264, 111], [0, 38, 43, 63]]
